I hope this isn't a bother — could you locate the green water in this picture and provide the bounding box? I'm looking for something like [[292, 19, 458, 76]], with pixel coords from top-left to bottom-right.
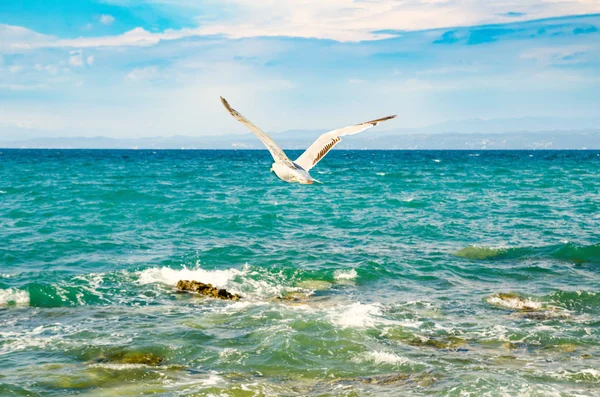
[[1, 149, 599, 396]]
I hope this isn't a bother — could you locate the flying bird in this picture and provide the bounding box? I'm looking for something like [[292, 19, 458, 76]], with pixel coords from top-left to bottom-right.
[[220, 96, 396, 184]]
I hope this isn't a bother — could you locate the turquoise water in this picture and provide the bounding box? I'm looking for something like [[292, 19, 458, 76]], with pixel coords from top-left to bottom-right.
[[1, 149, 599, 396]]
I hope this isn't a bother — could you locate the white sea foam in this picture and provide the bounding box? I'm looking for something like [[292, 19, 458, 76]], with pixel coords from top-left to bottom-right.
[[0, 288, 30, 307], [218, 348, 244, 364], [137, 264, 293, 300], [433, 159, 441, 163], [376, 172, 386, 176], [334, 269, 358, 280], [201, 372, 224, 386], [137, 266, 242, 288], [543, 368, 600, 382], [0, 323, 66, 355], [579, 369, 600, 379], [329, 302, 387, 328], [486, 295, 542, 311], [356, 351, 411, 365]]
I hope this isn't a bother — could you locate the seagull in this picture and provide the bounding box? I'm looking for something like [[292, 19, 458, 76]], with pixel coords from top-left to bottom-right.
[[220, 96, 396, 184]]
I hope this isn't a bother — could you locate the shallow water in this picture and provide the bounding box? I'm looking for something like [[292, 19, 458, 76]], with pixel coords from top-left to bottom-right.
[[1, 149, 599, 396]]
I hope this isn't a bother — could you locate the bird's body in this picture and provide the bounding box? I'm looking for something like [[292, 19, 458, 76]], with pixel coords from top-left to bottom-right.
[[271, 162, 314, 184], [219, 97, 396, 184]]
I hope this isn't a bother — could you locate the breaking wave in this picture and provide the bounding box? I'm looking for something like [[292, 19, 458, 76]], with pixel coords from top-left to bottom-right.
[[0, 288, 30, 307], [455, 242, 600, 263]]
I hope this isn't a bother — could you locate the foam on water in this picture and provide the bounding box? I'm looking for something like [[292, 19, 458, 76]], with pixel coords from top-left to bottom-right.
[[333, 269, 358, 280], [355, 351, 412, 365], [328, 302, 390, 328], [137, 265, 243, 288], [486, 294, 543, 311], [0, 288, 30, 307]]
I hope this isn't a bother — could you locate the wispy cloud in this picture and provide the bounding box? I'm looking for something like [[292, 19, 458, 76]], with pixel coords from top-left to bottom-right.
[[3, 1, 600, 49], [68, 51, 84, 67], [99, 14, 115, 26]]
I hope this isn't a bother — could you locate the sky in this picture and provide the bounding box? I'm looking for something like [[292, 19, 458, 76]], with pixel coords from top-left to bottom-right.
[[0, 0, 599, 140]]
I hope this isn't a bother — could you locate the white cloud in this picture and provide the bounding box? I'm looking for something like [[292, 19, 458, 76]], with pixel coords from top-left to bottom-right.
[[0, 83, 47, 91], [58, 27, 163, 47], [0, 24, 53, 51], [99, 14, 115, 26], [8, 65, 23, 73], [86, 55, 95, 65], [125, 66, 160, 82], [68, 50, 84, 67], [3, 1, 600, 49]]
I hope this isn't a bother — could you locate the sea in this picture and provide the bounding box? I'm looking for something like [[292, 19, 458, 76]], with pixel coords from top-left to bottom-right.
[[1, 149, 599, 396]]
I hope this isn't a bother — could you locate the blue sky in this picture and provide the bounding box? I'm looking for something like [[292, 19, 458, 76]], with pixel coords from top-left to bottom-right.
[[1, 1, 599, 139]]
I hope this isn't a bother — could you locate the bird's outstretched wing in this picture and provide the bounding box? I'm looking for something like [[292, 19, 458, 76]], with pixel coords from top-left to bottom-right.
[[295, 115, 396, 171], [220, 97, 295, 168]]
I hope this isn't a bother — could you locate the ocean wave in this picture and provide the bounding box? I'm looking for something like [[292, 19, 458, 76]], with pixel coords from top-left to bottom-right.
[[137, 265, 243, 288], [333, 269, 358, 281], [7, 264, 338, 308], [0, 288, 30, 307], [485, 290, 600, 316], [137, 264, 306, 300], [547, 290, 600, 312], [455, 242, 600, 263], [485, 293, 542, 311], [542, 368, 600, 383]]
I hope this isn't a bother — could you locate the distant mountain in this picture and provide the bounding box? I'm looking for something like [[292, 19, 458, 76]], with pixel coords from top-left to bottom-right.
[[393, 116, 600, 135], [2, 130, 598, 149]]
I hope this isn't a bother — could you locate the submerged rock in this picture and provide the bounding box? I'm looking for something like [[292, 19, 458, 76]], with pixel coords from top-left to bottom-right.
[[88, 351, 164, 366], [408, 336, 468, 351], [177, 280, 241, 300], [276, 291, 311, 303], [338, 372, 437, 387], [521, 311, 570, 320]]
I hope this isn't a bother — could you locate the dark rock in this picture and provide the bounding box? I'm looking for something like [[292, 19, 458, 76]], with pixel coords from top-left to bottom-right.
[[88, 351, 164, 366], [355, 372, 436, 387], [177, 280, 241, 300], [408, 336, 467, 350], [522, 311, 570, 320]]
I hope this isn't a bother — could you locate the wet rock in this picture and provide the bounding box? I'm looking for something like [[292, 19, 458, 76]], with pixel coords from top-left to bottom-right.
[[89, 351, 164, 366], [491, 355, 519, 365], [355, 372, 436, 387], [359, 373, 410, 385], [408, 336, 468, 351], [486, 293, 542, 312], [522, 311, 570, 320], [177, 280, 241, 300], [276, 291, 311, 303], [502, 342, 529, 350]]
